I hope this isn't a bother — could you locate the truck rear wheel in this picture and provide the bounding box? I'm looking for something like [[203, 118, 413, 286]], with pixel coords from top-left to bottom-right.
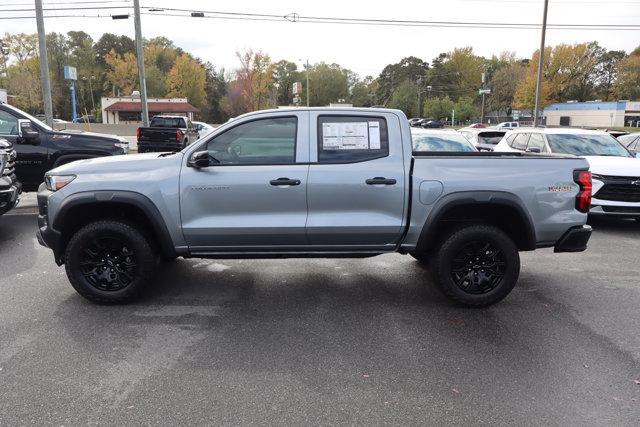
[[431, 224, 520, 307], [64, 220, 157, 304]]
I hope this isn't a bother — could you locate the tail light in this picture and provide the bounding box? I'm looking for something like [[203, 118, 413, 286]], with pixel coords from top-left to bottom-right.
[[176, 129, 183, 141], [136, 127, 142, 140], [573, 170, 592, 213]]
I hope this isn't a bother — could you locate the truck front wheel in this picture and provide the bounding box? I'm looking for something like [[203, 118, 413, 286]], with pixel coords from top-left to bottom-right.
[[64, 220, 157, 304], [431, 224, 520, 307]]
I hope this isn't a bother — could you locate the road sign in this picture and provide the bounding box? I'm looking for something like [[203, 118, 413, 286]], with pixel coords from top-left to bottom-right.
[[292, 81, 302, 95], [63, 65, 77, 81], [478, 88, 491, 95]]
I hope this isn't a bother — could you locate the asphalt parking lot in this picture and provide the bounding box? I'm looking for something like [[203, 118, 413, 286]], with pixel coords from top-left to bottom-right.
[[1, 195, 639, 424]]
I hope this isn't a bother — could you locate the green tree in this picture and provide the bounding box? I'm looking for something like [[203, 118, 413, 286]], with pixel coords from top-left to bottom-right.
[[166, 53, 207, 109], [595, 50, 626, 100], [613, 54, 640, 100], [349, 76, 375, 107], [272, 60, 300, 106], [388, 79, 418, 117], [104, 50, 139, 96], [202, 62, 228, 123], [454, 97, 477, 123], [487, 61, 527, 115], [306, 62, 349, 106], [376, 56, 429, 105], [423, 96, 455, 120]]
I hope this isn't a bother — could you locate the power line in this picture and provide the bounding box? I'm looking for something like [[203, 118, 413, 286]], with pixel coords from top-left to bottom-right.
[[2, 7, 640, 30], [0, 0, 130, 5]]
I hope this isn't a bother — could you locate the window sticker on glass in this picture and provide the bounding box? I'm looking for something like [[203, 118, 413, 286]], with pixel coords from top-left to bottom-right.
[[368, 121, 381, 149], [322, 122, 369, 150]]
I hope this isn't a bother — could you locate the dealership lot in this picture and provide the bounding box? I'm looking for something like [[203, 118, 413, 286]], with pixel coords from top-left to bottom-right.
[[1, 200, 639, 424]]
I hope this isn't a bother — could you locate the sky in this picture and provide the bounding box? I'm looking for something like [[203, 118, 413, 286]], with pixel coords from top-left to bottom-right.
[[1, 0, 639, 77]]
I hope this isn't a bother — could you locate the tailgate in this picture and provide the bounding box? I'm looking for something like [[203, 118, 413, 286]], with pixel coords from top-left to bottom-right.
[[138, 127, 178, 142]]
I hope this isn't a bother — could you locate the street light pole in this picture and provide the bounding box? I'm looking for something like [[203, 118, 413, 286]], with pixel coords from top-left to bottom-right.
[[34, 0, 54, 127], [304, 59, 310, 107], [133, 0, 149, 126], [533, 0, 549, 127]]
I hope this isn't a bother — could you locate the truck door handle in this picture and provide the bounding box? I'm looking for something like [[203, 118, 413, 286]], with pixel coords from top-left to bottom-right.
[[270, 177, 301, 186], [366, 177, 397, 185]]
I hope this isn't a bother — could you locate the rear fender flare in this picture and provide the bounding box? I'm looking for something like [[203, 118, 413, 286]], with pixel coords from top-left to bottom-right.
[[415, 191, 537, 252]]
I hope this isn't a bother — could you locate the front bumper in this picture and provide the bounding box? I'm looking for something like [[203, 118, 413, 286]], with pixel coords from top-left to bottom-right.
[[554, 225, 592, 253], [589, 202, 640, 217], [0, 181, 22, 214], [36, 184, 63, 263]]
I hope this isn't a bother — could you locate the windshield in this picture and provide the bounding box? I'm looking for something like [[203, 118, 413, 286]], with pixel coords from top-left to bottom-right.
[[547, 133, 632, 157], [413, 133, 476, 152], [151, 117, 185, 128], [5, 104, 53, 132], [477, 132, 506, 145]]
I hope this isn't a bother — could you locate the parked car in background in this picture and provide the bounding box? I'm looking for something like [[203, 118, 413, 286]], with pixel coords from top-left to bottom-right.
[[412, 129, 477, 152], [494, 128, 640, 219], [408, 118, 423, 127], [468, 123, 487, 128], [0, 101, 128, 190], [617, 132, 640, 155], [458, 128, 507, 151], [420, 119, 444, 129], [496, 122, 520, 130], [137, 115, 199, 153], [37, 107, 592, 307], [0, 137, 21, 216], [72, 115, 97, 124], [193, 121, 216, 137]]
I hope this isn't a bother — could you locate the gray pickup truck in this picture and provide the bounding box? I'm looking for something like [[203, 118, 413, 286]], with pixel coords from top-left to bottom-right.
[[36, 108, 592, 307]]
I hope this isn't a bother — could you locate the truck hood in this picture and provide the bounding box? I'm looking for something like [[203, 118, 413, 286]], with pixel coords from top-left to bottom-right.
[[49, 152, 182, 175], [55, 129, 128, 143], [583, 155, 640, 177]]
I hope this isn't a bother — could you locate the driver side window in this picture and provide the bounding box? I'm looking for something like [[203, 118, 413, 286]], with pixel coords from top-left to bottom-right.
[[0, 111, 18, 135], [205, 117, 297, 165]]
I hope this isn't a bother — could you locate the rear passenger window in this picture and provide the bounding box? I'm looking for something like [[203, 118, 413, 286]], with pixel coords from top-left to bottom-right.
[[527, 133, 546, 152], [317, 116, 389, 163], [512, 133, 530, 150]]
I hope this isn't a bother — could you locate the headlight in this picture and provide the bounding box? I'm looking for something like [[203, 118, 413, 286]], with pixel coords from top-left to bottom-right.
[[114, 142, 129, 154], [45, 175, 76, 191]]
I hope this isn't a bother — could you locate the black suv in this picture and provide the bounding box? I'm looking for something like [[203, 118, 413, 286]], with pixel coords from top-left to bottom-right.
[[0, 102, 129, 190], [0, 137, 21, 215]]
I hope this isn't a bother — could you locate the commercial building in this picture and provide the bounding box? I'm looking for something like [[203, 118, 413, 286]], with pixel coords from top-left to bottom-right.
[[100, 96, 199, 124], [544, 101, 640, 128]]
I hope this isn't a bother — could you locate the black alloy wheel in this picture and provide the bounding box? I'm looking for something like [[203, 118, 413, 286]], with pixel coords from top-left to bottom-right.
[[431, 224, 520, 307], [450, 241, 506, 295], [65, 220, 157, 304], [79, 237, 137, 292]]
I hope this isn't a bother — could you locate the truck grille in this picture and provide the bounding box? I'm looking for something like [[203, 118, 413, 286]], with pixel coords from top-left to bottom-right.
[[2, 149, 16, 177], [594, 175, 640, 203]]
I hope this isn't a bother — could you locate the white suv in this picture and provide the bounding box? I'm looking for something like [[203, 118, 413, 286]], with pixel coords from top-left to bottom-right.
[[496, 121, 520, 129], [495, 128, 640, 219]]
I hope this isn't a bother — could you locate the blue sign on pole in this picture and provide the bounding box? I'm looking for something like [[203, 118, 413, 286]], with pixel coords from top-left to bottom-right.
[[70, 81, 77, 122], [64, 66, 78, 121]]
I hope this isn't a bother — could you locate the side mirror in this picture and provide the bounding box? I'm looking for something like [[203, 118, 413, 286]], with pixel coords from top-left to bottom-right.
[[18, 119, 39, 144], [188, 150, 211, 168], [526, 147, 542, 153]]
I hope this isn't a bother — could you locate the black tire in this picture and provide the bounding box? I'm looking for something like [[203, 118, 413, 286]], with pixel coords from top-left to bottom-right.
[[64, 220, 157, 304], [431, 224, 520, 307]]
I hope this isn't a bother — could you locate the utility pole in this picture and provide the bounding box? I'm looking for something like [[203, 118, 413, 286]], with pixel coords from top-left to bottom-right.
[[304, 60, 310, 107], [417, 76, 422, 117], [35, 0, 53, 126], [133, 0, 149, 126], [480, 72, 486, 124], [533, 0, 549, 127]]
